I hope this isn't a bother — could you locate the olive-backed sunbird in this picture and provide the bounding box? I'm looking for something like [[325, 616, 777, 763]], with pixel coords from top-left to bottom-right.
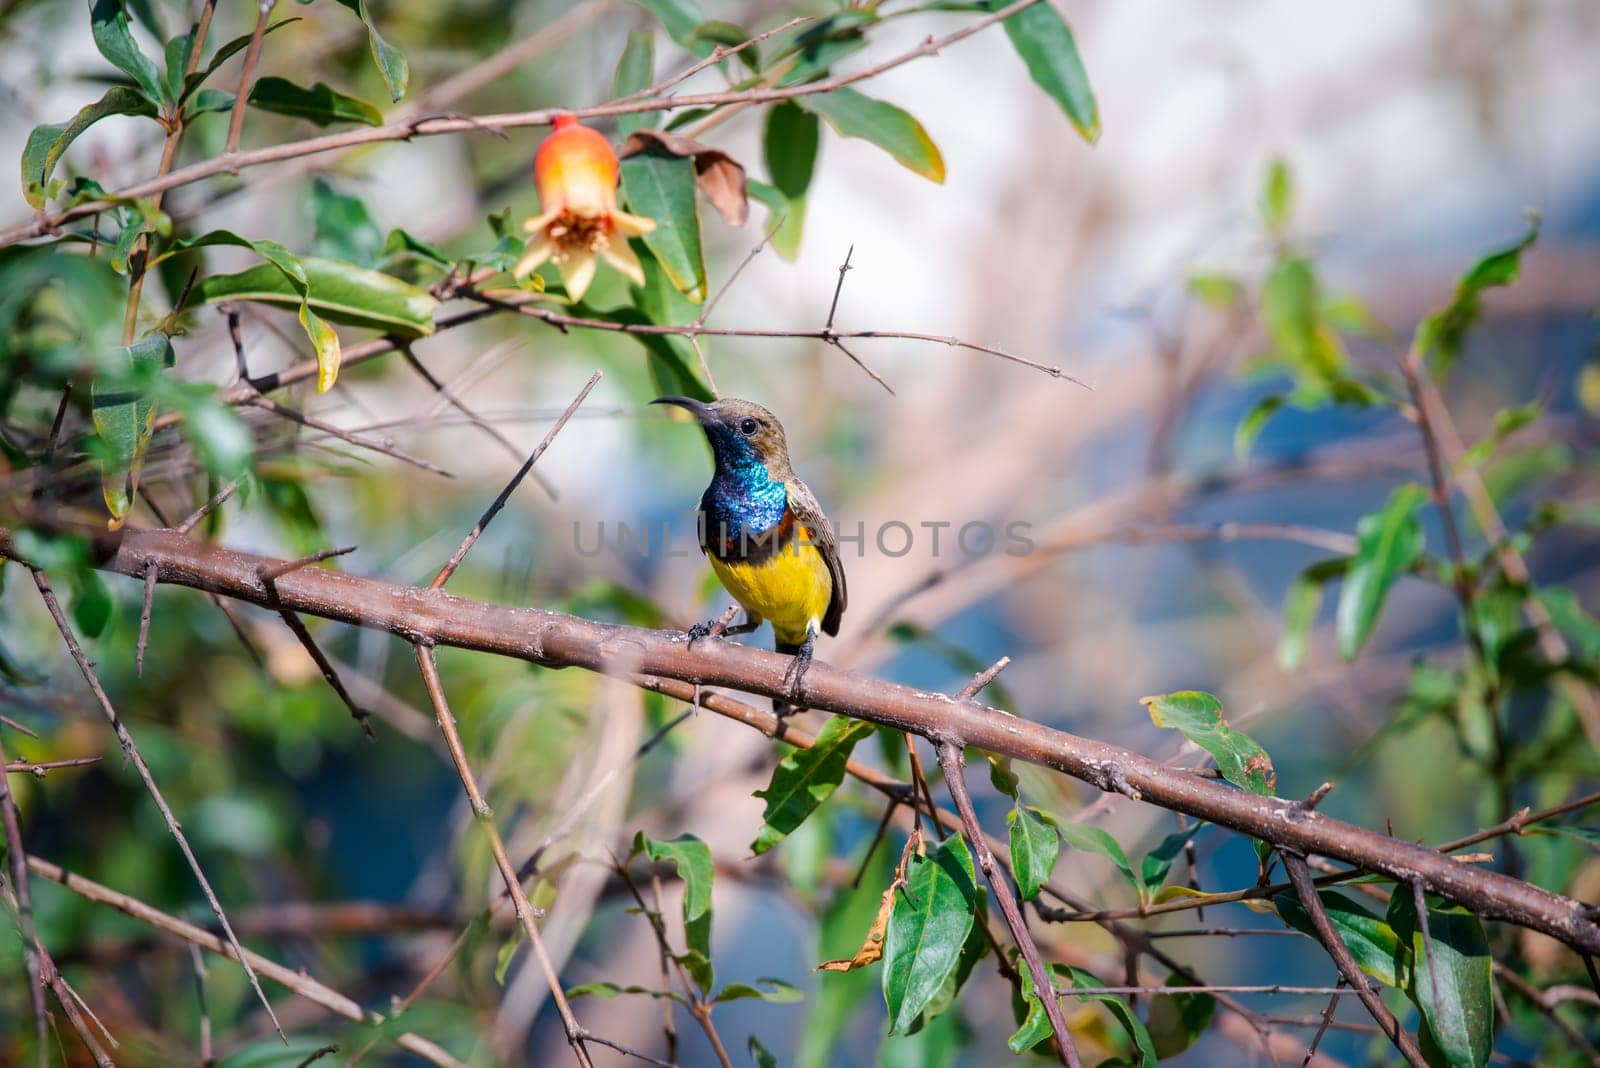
[[654, 396, 846, 707]]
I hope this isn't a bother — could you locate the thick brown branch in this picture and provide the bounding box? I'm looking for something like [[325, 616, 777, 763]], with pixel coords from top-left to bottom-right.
[[7, 523, 1600, 956]]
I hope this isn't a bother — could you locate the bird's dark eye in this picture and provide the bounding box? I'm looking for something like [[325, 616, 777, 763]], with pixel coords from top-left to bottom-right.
[[739, 418, 759, 436]]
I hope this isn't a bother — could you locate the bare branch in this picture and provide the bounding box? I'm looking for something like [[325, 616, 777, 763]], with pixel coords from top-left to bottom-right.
[[30, 568, 287, 1042], [430, 371, 600, 589]]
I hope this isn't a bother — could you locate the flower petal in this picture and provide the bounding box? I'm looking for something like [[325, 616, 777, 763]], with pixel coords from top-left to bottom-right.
[[600, 238, 647, 288], [612, 209, 657, 237], [513, 235, 554, 279], [522, 210, 559, 235], [561, 250, 598, 302]]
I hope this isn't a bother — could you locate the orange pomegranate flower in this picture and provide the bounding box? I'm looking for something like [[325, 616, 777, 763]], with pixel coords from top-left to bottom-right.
[[515, 114, 656, 301]]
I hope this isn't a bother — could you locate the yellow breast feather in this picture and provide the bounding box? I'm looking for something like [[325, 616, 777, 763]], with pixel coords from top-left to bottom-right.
[[708, 540, 833, 648]]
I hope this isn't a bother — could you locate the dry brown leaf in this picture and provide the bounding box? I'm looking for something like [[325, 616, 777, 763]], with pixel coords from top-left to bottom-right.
[[816, 882, 895, 972], [621, 129, 748, 227]]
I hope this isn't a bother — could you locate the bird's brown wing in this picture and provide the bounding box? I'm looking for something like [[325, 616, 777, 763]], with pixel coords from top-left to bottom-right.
[[786, 477, 847, 636]]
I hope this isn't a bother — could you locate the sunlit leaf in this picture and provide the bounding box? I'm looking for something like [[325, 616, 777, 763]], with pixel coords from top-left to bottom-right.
[[336, 0, 408, 102], [1006, 804, 1058, 901], [248, 76, 382, 126], [89, 0, 167, 105], [750, 715, 874, 855], [1388, 890, 1493, 1068], [1274, 889, 1400, 987], [1142, 691, 1275, 796], [882, 834, 976, 1034], [613, 31, 656, 138], [1336, 483, 1428, 660], [993, 0, 1098, 141], [633, 832, 715, 993], [20, 86, 158, 208], [799, 89, 945, 184], [621, 146, 707, 300], [1262, 157, 1292, 233], [91, 331, 172, 526], [1416, 214, 1539, 374], [1278, 557, 1348, 669]]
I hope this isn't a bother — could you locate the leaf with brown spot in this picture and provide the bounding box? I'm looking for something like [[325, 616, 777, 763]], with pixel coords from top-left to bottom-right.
[[622, 129, 748, 227]]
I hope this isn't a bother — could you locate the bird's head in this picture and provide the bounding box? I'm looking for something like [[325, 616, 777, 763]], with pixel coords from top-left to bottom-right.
[[653, 396, 792, 478]]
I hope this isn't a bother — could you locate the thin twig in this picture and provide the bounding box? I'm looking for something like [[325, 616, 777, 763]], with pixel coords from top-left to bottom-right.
[[2, 0, 1055, 246], [1300, 980, 1343, 1068], [1283, 852, 1426, 1067], [244, 394, 453, 477], [936, 740, 1080, 1067], [31, 569, 287, 1042], [5, 756, 103, 777], [430, 371, 599, 589], [414, 645, 594, 1067], [135, 562, 157, 676], [225, 0, 278, 155], [176, 476, 243, 535], [189, 943, 214, 1068], [0, 731, 48, 1065], [25, 855, 459, 1066]]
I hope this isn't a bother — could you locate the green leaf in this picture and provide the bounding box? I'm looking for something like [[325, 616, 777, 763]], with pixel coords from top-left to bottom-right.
[[336, 0, 408, 102], [801, 839, 890, 1068], [91, 331, 173, 525], [184, 89, 235, 118], [1139, 824, 1203, 892], [1188, 270, 1244, 309], [750, 715, 874, 855], [248, 76, 382, 126], [713, 977, 803, 1004], [632, 0, 717, 58], [993, 0, 1098, 141], [1274, 889, 1400, 987], [1054, 819, 1143, 899], [1262, 157, 1292, 233], [882, 834, 977, 1034], [799, 89, 945, 184], [182, 17, 299, 101], [762, 102, 819, 258], [1456, 400, 1541, 471], [494, 926, 522, 985], [1278, 557, 1349, 669], [1147, 977, 1217, 1059], [90, 0, 168, 105], [1060, 966, 1159, 1068], [1142, 691, 1276, 796], [310, 179, 383, 266], [748, 1034, 777, 1068], [20, 86, 158, 208], [1012, 964, 1158, 1066], [1234, 393, 1286, 459], [1006, 804, 1059, 901], [613, 31, 657, 138], [632, 832, 715, 993], [1388, 891, 1493, 1068], [621, 148, 707, 301], [186, 255, 438, 337], [71, 568, 114, 639], [1416, 215, 1539, 374], [1336, 483, 1428, 660]]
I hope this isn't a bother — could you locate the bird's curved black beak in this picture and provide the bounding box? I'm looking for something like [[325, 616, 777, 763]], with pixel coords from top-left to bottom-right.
[[652, 396, 713, 422]]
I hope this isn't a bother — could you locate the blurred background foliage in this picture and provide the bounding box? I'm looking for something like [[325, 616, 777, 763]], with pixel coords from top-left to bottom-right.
[[1, 0, 1599, 1064]]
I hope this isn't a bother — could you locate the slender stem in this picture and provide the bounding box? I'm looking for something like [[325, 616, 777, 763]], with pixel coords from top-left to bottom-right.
[[430, 371, 600, 589], [937, 740, 1080, 1067], [31, 569, 287, 1041], [1283, 852, 1426, 1067], [1, 0, 1053, 247], [25, 855, 458, 1066], [414, 645, 594, 1067], [226, 0, 278, 155], [0, 731, 48, 1066]]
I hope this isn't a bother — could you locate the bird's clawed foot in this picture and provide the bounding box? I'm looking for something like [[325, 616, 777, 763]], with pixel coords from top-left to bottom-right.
[[687, 605, 758, 648], [776, 637, 815, 719]]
